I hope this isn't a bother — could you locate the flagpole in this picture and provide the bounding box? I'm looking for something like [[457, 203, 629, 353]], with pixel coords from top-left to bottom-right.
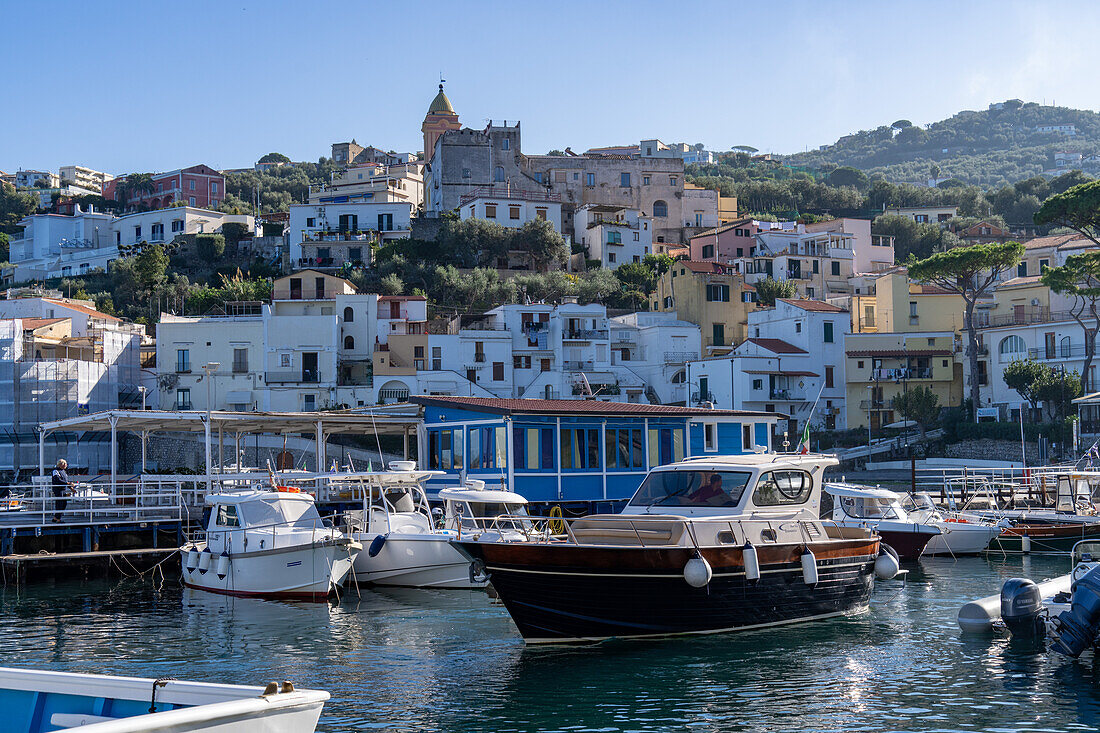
[[798, 379, 828, 454]]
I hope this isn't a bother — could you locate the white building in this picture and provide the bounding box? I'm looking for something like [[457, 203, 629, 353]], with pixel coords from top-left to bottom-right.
[[686, 299, 850, 433], [59, 165, 114, 191], [288, 201, 413, 270], [738, 224, 857, 299], [804, 217, 895, 275], [156, 273, 429, 412], [307, 162, 424, 206], [609, 311, 702, 404], [459, 188, 563, 234], [681, 185, 720, 231], [574, 205, 653, 269], [112, 207, 254, 249], [15, 170, 59, 189]]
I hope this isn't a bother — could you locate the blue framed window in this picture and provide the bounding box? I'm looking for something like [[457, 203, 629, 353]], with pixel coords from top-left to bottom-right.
[[561, 428, 600, 470], [605, 428, 644, 469], [513, 426, 555, 470], [648, 426, 685, 467], [469, 426, 507, 470], [427, 428, 464, 470]]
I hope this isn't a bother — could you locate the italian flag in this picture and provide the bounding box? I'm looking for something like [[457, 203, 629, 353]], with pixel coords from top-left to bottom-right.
[[796, 422, 811, 454]]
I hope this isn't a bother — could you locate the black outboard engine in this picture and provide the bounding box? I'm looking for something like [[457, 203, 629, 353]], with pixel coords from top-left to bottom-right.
[[1052, 565, 1100, 657], [1001, 578, 1045, 638]]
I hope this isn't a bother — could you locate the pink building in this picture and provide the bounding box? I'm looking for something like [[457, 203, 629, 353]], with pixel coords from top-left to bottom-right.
[[689, 218, 791, 263], [102, 164, 225, 210]]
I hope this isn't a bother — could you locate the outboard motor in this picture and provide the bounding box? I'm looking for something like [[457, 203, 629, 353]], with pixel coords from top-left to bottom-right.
[[1000, 578, 1044, 638], [1052, 564, 1100, 657]]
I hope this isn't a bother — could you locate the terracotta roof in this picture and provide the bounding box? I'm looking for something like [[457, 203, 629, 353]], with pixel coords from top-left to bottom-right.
[[778, 298, 846, 313], [1023, 234, 1083, 250], [743, 338, 808, 354], [19, 317, 67, 330], [679, 260, 737, 275], [411, 395, 779, 418], [998, 275, 1042, 288], [742, 369, 820, 377], [42, 299, 119, 322], [847, 349, 953, 357], [909, 284, 956, 296]]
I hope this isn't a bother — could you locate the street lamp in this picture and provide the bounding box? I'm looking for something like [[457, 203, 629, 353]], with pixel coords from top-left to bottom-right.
[[202, 362, 220, 487]]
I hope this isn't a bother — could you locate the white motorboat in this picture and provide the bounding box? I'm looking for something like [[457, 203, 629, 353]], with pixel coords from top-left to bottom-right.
[[824, 483, 941, 561], [900, 491, 1005, 556], [0, 667, 328, 733], [348, 469, 529, 589], [181, 489, 359, 601]]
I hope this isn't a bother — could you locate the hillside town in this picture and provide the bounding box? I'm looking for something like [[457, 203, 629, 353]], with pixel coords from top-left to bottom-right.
[[1, 84, 1099, 475]]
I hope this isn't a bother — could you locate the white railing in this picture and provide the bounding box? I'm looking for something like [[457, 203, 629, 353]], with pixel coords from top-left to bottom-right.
[[912, 464, 1088, 509], [0, 481, 183, 530]]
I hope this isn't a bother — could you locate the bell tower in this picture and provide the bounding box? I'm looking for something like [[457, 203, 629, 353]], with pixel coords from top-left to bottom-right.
[[422, 82, 461, 163]]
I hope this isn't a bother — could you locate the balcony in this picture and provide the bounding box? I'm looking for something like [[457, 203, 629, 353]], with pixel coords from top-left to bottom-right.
[[691, 390, 715, 403], [859, 400, 887, 410], [175, 401, 193, 411], [872, 367, 933, 381], [769, 389, 800, 401], [378, 388, 410, 402], [474, 353, 486, 363], [265, 370, 320, 384], [972, 308, 1076, 328], [1028, 345, 1099, 361], [563, 360, 596, 371], [564, 329, 609, 341]]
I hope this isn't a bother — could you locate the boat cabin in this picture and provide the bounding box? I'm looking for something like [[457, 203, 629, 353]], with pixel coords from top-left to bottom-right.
[[438, 483, 529, 533], [202, 490, 328, 555], [824, 484, 910, 523], [619, 453, 838, 520], [411, 396, 783, 506]]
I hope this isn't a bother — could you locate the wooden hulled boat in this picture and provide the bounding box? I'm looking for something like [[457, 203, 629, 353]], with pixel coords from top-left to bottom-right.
[[453, 454, 890, 644], [986, 521, 1100, 554]]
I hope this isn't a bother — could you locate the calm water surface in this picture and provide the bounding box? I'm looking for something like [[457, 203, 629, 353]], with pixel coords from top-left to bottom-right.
[[2, 556, 1100, 732]]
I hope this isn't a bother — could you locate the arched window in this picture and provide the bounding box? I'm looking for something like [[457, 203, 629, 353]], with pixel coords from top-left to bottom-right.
[[998, 335, 1026, 362], [653, 200, 668, 217], [494, 166, 505, 182], [671, 370, 686, 384], [343, 306, 354, 322], [344, 335, 355, 350], [1060, 335, 1072, 358]]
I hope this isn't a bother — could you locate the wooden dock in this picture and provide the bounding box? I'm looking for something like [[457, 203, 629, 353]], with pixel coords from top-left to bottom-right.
[[1, 547, 179, 584]]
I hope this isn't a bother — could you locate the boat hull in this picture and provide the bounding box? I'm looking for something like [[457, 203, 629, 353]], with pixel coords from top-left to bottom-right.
[[922, 523, 1001, 556], [454, 539, 878, 643], [351, 533, 484, 589], [986, 522, 1100, 554], [181, 542, 356, 602]]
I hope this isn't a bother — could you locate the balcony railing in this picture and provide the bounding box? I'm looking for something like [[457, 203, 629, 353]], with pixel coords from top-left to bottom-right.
[[859, 400, 887, 410], [265, 370, 320, 384], [692, 390, 715, 403], [769, 389, 798, 400], [175, 401, 193, 411], [1028, 344, 1100, 360], [474, 353, 486, 363], [564, 329, 609, 341], [663, 351, 697, 364], [564, 360, 596, 371], [378, 388, 410, 401], [972, 308, 1077, 328], [872, 367, 933, 380]]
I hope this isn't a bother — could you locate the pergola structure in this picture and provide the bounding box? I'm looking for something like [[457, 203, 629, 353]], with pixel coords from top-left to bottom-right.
[[37, 405, 423, 491]]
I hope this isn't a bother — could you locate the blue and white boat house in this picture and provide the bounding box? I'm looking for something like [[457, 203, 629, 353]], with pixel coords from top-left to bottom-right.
[[411, 396, 782, 508]]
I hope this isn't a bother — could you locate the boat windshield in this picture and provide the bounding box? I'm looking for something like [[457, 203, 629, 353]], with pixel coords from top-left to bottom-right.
[[839, 495, 900, 520], [628, 470, 752, 509], [240, 497, 325, 530], [900, 493, 936, 513], [455, 501, 528, 529]]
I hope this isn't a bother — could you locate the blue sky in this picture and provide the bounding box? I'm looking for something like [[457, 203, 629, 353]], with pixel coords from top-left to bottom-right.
[[2, 0, 1098, 175]]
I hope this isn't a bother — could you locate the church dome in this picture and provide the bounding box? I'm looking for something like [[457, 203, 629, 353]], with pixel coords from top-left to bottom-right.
[[428, 84, 454, 115]]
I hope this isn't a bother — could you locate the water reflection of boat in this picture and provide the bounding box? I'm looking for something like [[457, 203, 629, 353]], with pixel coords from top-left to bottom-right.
[[455, 454, 893, 644], [0, 666, 329, 732]]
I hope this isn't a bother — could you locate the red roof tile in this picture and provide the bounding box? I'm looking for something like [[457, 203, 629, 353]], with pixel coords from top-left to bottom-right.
[[18, 317, 68, 330], [778, 298, 847, 313], [411, 395, 778, 418], [743, 338, 808, 354], [1023, 234, 1083, 250], [42, 299, 119, 322]]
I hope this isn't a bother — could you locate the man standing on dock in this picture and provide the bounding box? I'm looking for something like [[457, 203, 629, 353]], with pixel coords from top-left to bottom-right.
[[50, 459, 74, 523]]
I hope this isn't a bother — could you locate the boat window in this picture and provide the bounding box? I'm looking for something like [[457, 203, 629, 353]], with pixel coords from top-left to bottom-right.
[[900, 493, 935, 513], [215, 504, 240, 527], [628, 470, 751, 508], [838, 495, 899, 520], [753, 471, 813, 506], [279, 500, 325, 529]]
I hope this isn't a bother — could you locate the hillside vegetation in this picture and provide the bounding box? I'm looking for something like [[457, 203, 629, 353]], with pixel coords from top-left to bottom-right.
[[784, 100, 1100, 186]]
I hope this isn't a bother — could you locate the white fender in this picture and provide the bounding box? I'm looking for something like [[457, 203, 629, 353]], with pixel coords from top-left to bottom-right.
[[197, 548, 212, 573], [801, 549, 818, 585], [743, 543, 761, 581], [684, 555, 713, 588], [215, 552, 230, 579]]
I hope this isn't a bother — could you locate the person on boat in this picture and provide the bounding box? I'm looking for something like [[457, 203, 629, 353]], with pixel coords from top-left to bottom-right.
[[690, 473, 729, 506], [50, 459, 75, 523]]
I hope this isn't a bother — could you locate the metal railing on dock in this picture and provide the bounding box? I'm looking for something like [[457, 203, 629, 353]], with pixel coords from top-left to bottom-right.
[[911, 464, 1091, 510], [0, 481, 184, 530]]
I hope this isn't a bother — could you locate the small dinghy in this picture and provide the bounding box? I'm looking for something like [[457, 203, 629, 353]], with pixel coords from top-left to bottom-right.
[[959, 540, 1100, 657], [0, 667, 329, 732]]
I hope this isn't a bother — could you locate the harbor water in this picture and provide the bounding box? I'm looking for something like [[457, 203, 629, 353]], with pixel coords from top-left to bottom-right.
[[3, 556, 1100, 732]]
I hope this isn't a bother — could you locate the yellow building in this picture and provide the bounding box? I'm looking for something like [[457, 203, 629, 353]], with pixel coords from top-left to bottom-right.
[[844, 331, 964, 430], [863, 269, 968, 334], [652, 261, 755, 354]]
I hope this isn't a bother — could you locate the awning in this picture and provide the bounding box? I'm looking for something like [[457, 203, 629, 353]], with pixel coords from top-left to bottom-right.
[[743, 369, 819, 377]]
